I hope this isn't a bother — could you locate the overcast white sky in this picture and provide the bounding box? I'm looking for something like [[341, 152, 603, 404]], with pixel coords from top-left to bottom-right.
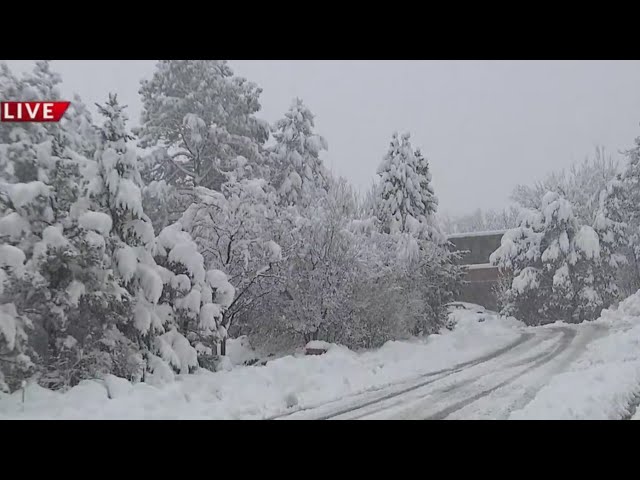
[[5, 60, 640, 217]]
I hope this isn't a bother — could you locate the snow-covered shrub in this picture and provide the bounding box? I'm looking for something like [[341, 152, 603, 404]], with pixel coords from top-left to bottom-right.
[[273, 179, 360, 344]]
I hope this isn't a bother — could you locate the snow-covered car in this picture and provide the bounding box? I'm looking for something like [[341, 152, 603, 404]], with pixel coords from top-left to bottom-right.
[[305, 340, 333, 355], [445, 302, 489, 329]]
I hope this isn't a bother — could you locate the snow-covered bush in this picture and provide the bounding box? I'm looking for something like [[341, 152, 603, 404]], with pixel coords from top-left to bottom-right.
[[273, 179, 360, 343]]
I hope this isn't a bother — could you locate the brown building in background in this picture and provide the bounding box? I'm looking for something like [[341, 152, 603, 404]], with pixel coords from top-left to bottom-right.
[[448, 230, 505, 311]]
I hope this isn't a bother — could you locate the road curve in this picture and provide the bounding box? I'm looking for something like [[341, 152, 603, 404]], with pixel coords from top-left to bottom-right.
[[272, 323, 605, 420]]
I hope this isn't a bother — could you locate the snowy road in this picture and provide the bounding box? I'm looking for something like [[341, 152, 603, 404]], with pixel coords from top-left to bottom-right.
[[274, 323, 607, 420]]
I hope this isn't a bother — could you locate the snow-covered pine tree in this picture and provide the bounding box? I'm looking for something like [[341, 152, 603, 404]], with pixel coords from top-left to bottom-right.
[[0, 63, 128, 389], [492, 192, 582, 324], [0, 61, 65, 185], [572, 223, 611, 322], [373, 132, 460, 332], [0, 62, 68, 389], [490, 209, 545, 324], [492, 191, 617, 324], [376, 132, 443, 242], [591, 183, 627, 307], [153, 219, 236, 373], [89, 94, 233, 380], [0, 248, 34, 392], [537, 192, 581, 322], [83, 93, 174, 382], [270, 98, 330, 207], [137, 60, 269, 193]]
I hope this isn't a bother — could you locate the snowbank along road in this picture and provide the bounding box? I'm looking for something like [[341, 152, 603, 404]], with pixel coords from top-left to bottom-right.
[[271, 323, 607, 420]]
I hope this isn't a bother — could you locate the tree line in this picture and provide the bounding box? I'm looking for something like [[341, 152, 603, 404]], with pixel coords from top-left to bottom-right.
[[0, 61, 463, 393]]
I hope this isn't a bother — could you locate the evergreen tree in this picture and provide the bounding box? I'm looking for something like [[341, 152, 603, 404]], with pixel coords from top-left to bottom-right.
[[137, 60, 269, 192], [0, 64, 127, 389], [376, 132, 442, 242], [537, 192, 580, 321], [490, 209, 545, 324], [270, 98, 330, 207], [492, 191, 619, 325]]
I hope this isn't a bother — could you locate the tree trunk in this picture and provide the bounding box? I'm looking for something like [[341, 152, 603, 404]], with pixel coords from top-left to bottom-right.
[[220, 337, 227, 356]]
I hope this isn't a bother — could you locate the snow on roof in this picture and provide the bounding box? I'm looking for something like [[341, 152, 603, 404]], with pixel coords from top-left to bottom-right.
[[464, 263, 496, 270], [446, 229, 507, 240]]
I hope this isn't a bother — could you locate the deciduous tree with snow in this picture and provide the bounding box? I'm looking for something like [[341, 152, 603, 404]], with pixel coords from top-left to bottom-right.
[[180, 178, 281, 355], [267, 179, 361, 344]]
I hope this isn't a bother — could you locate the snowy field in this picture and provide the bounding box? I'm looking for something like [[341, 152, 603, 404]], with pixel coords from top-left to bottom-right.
[[3, 293, 640, 420]]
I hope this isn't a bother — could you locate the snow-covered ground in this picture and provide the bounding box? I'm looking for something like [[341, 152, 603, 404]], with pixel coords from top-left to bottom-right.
[[3, 294, 640, 420], [0, 308, 523, 419], [511, 291, 640, 420]]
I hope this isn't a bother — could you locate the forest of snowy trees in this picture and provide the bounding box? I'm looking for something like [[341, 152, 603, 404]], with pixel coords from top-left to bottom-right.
[[0, 61, 464, 393], [3, 60, 640, 395]]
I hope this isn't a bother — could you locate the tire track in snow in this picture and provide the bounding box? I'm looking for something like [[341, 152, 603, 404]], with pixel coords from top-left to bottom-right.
[[422, 327, 577, 420], [338, 329, 564, 420], [279, 329, 562, 420], [267, 332, 536, 420], [376, 324, 604, 420], [496, 323, 609, 420]]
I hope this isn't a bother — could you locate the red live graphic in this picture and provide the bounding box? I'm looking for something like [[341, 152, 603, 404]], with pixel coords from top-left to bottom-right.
[[1, 101, 71, 122]]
